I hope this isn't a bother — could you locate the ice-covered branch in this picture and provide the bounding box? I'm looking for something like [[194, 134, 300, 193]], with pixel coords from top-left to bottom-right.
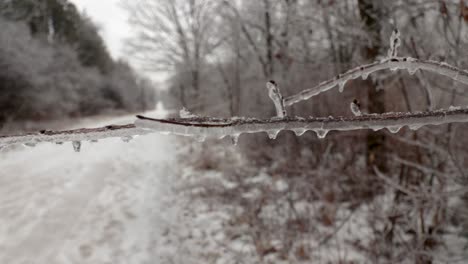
[[284, 58, 468, 106], [266, 80, 287, 117], [135, 108, 468, 140], [0, 124, 150, 148]]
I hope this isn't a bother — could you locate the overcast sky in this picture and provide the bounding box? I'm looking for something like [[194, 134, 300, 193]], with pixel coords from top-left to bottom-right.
[[69, 0, 130, 60]]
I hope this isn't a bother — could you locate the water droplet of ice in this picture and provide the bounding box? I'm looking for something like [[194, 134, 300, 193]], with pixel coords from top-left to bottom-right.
[[338, 81, 346, 93], [72, 141, 81, 153], [267, 130, 280, 140], [362, 73, 369, 80], [408, 67, 418, 75], [315, 129, 329, 139], [24, 142, 36, 148], [388, 126, 402, 133], [121, 136, 133, 143], [193, 135, 206, 143], [293, 129, 307, 137], [231, 135, 240, 146]]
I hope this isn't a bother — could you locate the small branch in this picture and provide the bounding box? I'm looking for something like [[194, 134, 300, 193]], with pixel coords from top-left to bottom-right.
[[0, 124, 150, 147], [135, 108, 468, 138], [266, 80, 287, 118], [284, 57, 468, 106]]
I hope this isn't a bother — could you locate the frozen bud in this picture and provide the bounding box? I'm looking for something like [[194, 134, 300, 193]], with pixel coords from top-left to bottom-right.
[[350, 99, 362, 117]]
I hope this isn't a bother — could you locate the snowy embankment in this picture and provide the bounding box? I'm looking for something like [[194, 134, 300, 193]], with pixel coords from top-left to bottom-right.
[[0, 109, 179, 264]]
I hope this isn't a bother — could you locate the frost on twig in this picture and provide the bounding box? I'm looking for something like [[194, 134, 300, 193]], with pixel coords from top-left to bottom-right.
[[135, 107, 468, 140], [0, 124, 149, 147], [266, 80, 287, 118]]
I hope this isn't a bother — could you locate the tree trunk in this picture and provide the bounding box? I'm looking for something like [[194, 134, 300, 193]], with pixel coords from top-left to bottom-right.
[[358, 0, 388, 177]]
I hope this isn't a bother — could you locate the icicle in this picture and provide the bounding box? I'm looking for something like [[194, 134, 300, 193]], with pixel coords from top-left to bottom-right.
[[231, 134, 240, 146], [72, 141, 81, 153], [388, 126, 402, 134], [315, 129, 329, 139], [293, 128, 307, 137], [267, 130, 280, 140], [121, 136, 133, 143], [407, 66, 419, 75], [193, 135, 206, 143], [362, 73, 369, 80], [23, 142, 36, 148], [338, 81, 346, 93]]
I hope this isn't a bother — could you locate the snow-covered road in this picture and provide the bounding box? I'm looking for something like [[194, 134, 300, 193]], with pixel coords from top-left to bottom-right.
[[0, 111, 178, 264]]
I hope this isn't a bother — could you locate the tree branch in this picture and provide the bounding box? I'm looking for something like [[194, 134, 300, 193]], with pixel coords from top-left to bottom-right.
[[0, 124, 149, 147], [284, 57, 468, 106], [135, 108, 468, 139]]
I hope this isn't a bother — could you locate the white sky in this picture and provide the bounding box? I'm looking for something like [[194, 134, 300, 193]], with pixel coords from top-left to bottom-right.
[[69, 0, 130, 60], [69, 0, 167, 85]]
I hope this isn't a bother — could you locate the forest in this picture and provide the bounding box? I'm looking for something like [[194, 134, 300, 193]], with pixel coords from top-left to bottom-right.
[[0, 0, 155, 129], [124, 0, 468, 263], [1, 0, 468, 263]]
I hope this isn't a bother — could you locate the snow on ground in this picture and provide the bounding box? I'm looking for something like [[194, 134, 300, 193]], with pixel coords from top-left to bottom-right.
[[0, 108, 178, 264]]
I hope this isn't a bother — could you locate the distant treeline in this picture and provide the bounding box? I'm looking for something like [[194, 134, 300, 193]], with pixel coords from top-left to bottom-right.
[[0, 0, 155, 124]]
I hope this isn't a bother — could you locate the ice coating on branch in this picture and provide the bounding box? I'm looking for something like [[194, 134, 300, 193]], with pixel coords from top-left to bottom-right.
[[387, 29, 401, 58], [135, 108, 468, 141], [24, 142, 37, 148], [284, 58, 468, 107], [388, 126, 402, 133], [0, 124, 149, 147], [350, 99, 362, 117], [180, 107, 198, 118], [315, 129, 328, 139], [72, 141, 81, 152]]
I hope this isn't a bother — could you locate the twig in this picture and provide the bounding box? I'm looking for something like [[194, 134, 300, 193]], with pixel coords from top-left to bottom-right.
[[284, 57, 468, 106], [135, 108, 468, 138], [0, 124, 149, 147]]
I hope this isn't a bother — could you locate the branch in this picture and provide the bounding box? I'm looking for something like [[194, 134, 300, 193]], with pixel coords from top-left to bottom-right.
[[0, 124, 150, 147], [135, 108, 468, 139], [284, 57, 468, 106]]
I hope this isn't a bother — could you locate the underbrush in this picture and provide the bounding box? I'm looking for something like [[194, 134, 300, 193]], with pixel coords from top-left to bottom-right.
[[159, 131, 468, 264]]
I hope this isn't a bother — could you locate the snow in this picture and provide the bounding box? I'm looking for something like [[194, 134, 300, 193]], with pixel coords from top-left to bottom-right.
[[0, 110, 179, 264]]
